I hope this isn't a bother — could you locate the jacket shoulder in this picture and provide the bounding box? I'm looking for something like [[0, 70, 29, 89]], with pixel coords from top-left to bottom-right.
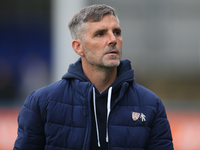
[[22, 79, 69, 111], [133, 82, 163, 107]]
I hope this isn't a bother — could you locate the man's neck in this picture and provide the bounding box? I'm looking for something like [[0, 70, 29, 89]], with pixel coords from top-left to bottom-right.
[[82, 62, 117, 94]]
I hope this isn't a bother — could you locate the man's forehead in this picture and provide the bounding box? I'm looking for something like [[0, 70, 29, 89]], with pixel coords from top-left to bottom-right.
[[86, 15, 120, 30]]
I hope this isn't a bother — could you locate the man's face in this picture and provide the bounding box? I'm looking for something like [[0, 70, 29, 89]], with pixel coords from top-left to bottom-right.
[[81, 14, 123, 68]]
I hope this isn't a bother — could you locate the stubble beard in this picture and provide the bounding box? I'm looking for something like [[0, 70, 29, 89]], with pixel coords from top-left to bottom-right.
[[101, 55, 120, 68], [83, 44, 121, 69]]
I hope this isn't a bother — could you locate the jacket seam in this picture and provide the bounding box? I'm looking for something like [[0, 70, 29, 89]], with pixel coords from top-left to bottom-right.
[[38, 99, 85, 106], [23, 104, 39, 114], [112, 146, 144, 149], [18, 125, 43, 136], [46, 122, 85, 129], [114, 104, 157, 109], [45, 144, 75, 150], [110, 124, 150, 128]]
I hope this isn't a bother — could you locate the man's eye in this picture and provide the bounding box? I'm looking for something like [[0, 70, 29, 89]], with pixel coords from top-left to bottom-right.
[[96, 32, 104, 37], [114, 30, 121, 36]]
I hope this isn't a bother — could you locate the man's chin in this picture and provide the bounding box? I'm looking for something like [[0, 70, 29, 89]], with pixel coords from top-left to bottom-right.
[[104, 60, 120, 68]]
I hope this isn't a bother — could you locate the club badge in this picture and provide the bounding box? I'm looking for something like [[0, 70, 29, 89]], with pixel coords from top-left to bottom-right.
[[132, 112, 140, 121], [132, 112, 146, 122]]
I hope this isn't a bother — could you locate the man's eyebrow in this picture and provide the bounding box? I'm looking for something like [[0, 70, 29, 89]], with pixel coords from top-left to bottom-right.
[[93, 29, 107, 35], [114, 28, 121, 32]]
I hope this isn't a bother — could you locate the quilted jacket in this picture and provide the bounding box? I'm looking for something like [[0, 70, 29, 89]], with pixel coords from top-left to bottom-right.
[[14, 58, 173, 150]]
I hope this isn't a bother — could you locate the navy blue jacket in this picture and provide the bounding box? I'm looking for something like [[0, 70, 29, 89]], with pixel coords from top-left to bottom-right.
[[14, 58, 173, 150]]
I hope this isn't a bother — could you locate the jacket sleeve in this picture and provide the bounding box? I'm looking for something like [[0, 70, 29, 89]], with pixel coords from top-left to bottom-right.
[[14, 91, 45, 150], [146, 99, 174, 150]]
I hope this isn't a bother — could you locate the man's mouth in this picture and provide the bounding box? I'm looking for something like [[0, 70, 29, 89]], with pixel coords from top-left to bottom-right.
[[107, 50, 118, 54]]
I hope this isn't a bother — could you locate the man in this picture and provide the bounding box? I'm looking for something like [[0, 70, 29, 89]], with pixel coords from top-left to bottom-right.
[[14, 4, 173, 150]]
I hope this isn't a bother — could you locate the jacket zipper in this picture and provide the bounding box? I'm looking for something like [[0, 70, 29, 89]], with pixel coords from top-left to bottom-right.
[[107, 83, 128, 150], [111, 83, 128, 110], [83, 83, 93, 150]]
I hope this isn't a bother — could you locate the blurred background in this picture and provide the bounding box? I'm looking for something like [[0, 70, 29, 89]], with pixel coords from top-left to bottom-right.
[[0, 0, 200, 149]]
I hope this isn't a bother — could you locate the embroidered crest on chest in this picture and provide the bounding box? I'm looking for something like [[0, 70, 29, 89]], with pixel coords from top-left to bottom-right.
[[132, 112, 146, 122]]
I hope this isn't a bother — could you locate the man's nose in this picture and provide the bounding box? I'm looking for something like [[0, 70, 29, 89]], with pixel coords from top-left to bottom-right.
[[108, 32, 117, 45]]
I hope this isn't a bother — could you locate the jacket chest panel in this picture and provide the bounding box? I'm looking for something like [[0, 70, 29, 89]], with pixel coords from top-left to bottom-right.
[[110, 105, 156, 127], [44, 100, 87, 127], [44, 100, 88, 148], [107, 104, 156, 148]]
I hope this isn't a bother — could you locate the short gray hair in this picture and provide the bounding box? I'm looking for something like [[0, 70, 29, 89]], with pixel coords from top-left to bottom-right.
[[68, 4, 119, 40]]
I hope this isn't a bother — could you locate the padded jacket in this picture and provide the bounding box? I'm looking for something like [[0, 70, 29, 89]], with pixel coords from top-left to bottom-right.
[[14, 58, 173, 150]]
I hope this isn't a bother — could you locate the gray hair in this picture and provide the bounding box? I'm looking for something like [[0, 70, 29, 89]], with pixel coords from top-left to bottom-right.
[[68, 4, 119, 40]]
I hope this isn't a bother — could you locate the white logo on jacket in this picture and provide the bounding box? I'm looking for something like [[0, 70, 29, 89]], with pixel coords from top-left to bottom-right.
[[132, 112, 146, 122]]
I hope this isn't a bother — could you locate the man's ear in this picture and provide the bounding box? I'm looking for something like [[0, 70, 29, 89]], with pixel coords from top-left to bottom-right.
[[72, 39, 85, 57]]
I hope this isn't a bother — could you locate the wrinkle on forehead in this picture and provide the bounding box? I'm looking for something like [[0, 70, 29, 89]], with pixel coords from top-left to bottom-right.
[[86, 15, 120, 32]]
